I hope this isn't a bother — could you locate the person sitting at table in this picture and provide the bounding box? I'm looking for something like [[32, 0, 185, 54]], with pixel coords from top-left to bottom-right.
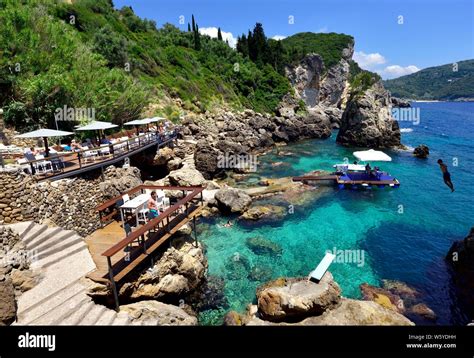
[[71, 139, 83, 151], [24, 147, 40, 156], [100, 136, 112, 145], [148, 191, 160, 219]]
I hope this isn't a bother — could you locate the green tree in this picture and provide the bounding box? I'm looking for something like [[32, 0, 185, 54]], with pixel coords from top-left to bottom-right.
[[217, 27, 222, 41]]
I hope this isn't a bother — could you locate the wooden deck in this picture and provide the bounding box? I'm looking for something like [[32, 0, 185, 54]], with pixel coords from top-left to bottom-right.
[[86, 205, 203, 283]]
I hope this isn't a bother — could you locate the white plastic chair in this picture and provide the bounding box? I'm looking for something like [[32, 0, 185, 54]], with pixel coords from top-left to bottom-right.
[[122, 194, 130, 202], [34, 155, 53, 174], [137, 203, 149, 225], [99, 144, 110, 156]]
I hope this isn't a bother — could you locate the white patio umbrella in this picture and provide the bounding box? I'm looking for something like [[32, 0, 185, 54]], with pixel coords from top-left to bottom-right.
[[16, 129, 74, 157], [124, 119, 150, 135], [353, 149, 392, 162], [75, 121, 118, 143]]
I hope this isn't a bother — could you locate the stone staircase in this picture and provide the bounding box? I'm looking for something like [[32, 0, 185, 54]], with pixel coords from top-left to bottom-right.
[[4, 221, 158, 325]]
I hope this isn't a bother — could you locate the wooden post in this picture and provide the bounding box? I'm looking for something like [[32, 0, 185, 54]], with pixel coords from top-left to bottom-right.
[[107, 257, 120, 311], [78, 152, 82, 168], [193, 215, 198, 248]]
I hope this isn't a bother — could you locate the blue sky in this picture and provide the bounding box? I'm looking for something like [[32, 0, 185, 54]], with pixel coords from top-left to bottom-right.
[[114, 0, 473, 79]]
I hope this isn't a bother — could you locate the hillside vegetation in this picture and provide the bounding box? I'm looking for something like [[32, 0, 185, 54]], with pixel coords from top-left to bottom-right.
[[383, 60, 474, 101], [0, 0, 359, 131]]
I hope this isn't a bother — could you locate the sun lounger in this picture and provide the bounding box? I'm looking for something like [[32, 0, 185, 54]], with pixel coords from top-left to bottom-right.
[[309, 252, 336, 283]]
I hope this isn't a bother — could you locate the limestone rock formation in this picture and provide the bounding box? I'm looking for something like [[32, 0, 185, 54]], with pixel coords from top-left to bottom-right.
[[0, 277, 16, 326], [214, 187, 252, 214], [120, 300, 198, 325], [391, 97, 411, 108], [256, 273, 341, 322], [119, 236, 207, 302], [337, 81, 401, 148], [240, 205, 286, 221]]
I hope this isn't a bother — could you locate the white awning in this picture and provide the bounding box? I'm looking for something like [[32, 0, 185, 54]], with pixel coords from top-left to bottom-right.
[[353, 149, 392, 162], [15, 129, 74, 138], [148, 117, 166, 123], [123, 119, 149, 126], [75, 121, 118, 131]]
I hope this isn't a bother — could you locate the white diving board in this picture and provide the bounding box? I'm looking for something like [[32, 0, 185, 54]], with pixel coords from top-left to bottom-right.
[[309, 252, 336, 282]]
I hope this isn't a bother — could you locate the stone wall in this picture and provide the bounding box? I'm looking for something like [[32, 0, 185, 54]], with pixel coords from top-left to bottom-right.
[[0, 166, 142, 237]]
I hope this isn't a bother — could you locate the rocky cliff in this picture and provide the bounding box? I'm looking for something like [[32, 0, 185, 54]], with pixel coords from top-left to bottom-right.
[[285, 41, 353, 110], [337, 81, 402, 148]]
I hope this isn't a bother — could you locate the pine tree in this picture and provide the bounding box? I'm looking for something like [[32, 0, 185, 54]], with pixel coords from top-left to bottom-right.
[[194, 23, 201, 50], [191, 15, 196, 32], [217, 27, 223, 41], [187, 23, 191, 32], [236, 34, 249, 57]]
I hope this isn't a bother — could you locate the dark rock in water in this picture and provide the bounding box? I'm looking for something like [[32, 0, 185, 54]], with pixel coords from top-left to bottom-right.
[[248, 265, 273, 282], [224, 253, 251, 280], [381, 279, 420, 301], [337, 81, 401, 148], [408, 303, 437, 321], [446, 227, 474, 320], [0, 277, 17, 326], [413, 144, 429, 159], [246, 237, 282, 256], [391, 97, 411, 108], [191, 275, 228, 311]]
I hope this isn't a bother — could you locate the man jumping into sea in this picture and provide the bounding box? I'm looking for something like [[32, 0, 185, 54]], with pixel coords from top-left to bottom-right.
[[437, 159, 455, 192]]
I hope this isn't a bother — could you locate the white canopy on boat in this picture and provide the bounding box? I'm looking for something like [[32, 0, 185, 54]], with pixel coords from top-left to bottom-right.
[[353, 149, 392, 162], [75, 121, 118, 131], [15, 128, 74, 138]]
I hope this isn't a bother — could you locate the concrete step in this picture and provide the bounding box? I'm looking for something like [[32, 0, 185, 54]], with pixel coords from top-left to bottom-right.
[[26, 227, 64, 250], [5, 221, 34, 238], [57, 300, 95, 325], [35, 234, 84, 261], [94, 309, 117, 326], [20, 249, 95, 315], [23, 224, 49, 246], [31, 240, 88, 269], [31, 294, 91, 326], [77, 304, 108, 325], [16, 280, 87, 324]]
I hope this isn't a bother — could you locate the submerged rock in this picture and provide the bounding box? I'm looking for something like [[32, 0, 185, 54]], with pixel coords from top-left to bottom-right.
[[413, 144, 429, 159], [248, 265, 273, 282], [246, 237, 282, 256], [408, 303, 437, 322], [360, 283, 405, 314], [256, 273, 341, 322], [223, 310, 243, 326], [224, 253, 251, 280]]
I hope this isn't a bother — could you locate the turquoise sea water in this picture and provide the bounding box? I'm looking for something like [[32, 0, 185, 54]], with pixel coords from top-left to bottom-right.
[[197, 102, 474, 325]]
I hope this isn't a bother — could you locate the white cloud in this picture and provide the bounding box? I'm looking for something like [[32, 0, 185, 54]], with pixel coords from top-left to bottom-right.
[[353, 51, 387, 69], [272, 35, 287, 41], [317, 26, 328, 33], [381, 65, 420, 79], [199, 27, 237, 48]]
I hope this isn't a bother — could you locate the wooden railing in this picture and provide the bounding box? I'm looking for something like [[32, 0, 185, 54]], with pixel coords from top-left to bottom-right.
[[21, 130, 177, 178], [95, 184, 205, 310]]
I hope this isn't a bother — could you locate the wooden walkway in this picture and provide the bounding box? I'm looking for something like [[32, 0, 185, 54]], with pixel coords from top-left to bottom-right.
[[27, 132, 177, 181], [85, 205, 203, 283]]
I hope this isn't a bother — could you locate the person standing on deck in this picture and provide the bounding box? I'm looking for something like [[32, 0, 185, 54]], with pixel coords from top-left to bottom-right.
[[148, 191, 160, 219], [437, 159, 455, 192]]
